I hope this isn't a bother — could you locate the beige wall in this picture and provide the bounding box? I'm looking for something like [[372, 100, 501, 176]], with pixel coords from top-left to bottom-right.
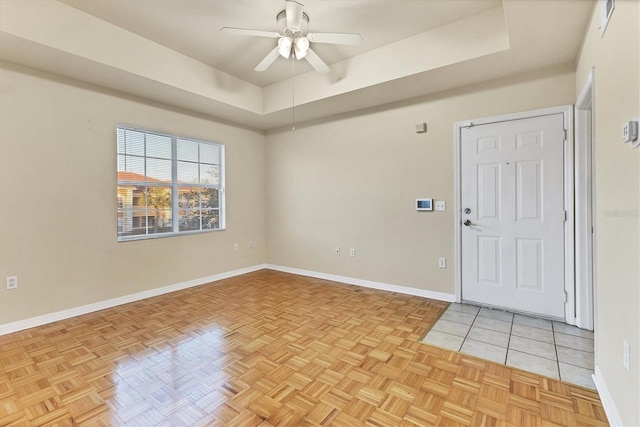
[[1, 5, 638, 421], [575, 1, 640, 425], [0, 62, 267, 325], [266, 67, 575, 293]]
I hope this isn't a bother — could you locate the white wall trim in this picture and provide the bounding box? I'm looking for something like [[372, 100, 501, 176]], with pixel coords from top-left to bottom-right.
[[1, 264, 455, 336], [575, 68, 595, 331], [266, 264, 456, 302], [453, 120, 463, 303], [593, 365, 623, 426], [563, 105, 577, 325], [0, 264, 268, 336]]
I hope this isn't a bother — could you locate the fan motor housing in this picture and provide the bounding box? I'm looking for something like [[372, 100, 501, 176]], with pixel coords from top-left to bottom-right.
[[277, 9, 309, 34]]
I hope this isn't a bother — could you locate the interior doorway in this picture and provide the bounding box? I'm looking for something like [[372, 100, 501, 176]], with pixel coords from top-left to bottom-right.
[[454, 106, 577, 323]]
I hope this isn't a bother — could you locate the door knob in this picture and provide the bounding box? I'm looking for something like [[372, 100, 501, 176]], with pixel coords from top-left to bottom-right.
[[464, 219, 473, 226]]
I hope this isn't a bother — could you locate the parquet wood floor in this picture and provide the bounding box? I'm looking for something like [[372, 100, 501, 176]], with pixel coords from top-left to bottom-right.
[[0, 270, 608, 426]]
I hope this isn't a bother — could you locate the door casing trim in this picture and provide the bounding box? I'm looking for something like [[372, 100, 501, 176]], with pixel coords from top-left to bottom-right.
[[575, 69, 595, 332], [453, 105, 575, 323]]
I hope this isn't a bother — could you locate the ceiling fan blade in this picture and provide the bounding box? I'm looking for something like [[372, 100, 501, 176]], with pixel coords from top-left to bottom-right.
[[255, 46, 280, 72], [285, 0, 304, 30], [307, 32, 363, 45], [221, 27, 280, 38], [304, 48, 330, 73]]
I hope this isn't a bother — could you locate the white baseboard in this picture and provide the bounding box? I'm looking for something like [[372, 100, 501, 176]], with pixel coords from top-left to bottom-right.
[[266, 264, 456, 302], [0, 264, 267, 336], [1, 264, 454, 336], [592, 364, 623, 426]]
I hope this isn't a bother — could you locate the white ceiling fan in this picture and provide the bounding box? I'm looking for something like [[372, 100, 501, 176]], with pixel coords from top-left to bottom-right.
[[221, 0, 362, 73]]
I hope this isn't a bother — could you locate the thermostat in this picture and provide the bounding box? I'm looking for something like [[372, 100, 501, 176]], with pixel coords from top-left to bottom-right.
[[416, 198, 433, 211]]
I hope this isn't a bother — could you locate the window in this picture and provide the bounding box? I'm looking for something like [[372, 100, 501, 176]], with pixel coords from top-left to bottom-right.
[[117, 125, 224, 241]]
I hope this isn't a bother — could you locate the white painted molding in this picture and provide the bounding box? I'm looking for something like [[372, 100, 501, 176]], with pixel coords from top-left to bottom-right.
[[592, 365, 623, 426], [266, 264, 456, 302], [574, 68, 596, 331], [1, 264, 455, 336], [0, 264, 268, 336]]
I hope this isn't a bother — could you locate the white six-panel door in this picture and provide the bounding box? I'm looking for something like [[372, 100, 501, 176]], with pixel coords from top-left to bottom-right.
[[461, 114, 566, 318]]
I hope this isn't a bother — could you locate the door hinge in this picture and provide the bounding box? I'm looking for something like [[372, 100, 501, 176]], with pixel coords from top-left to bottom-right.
[[564, 290, 568, 303], [563, 210, 568, 222], [563, 129, 567, 141]]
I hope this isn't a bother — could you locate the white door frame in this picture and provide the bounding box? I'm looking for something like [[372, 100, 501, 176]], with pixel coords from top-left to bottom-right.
[[575, 69, 596, 331], [454, 105, 575, 322]]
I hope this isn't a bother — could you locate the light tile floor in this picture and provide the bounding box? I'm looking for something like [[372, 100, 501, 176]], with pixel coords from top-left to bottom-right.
[[422, 303, 596, 389]]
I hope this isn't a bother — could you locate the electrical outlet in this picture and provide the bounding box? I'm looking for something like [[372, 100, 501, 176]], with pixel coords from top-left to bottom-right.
[[6, 276, 18, 290], [350, 248, 355, 257], [438, 258, 446, 269], [623, 340, 630, 370], [335, 246, 340, 255], [233, 243, 238, 252]]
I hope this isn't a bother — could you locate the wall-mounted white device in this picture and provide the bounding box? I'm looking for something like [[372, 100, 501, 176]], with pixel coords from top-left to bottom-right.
[[622, 119, 639, 148], [416, 198, 433, 211]]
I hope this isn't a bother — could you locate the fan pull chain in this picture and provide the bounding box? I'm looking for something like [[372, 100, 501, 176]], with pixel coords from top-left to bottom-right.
[[291, 57, 295, 132]]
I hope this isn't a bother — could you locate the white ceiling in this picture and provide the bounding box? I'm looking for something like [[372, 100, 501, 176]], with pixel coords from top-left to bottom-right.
[[60, 0, 503, 88], [0, 0, 594, 131]]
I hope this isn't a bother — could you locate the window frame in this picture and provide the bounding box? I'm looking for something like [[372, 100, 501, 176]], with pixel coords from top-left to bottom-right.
[[116, 124, 225, 242]]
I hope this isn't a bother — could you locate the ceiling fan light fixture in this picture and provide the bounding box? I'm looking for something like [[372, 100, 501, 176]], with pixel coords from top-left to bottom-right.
[[278, 37, 293, 58], [221, 0, 362, 74], [294, 37, 309, 59]]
